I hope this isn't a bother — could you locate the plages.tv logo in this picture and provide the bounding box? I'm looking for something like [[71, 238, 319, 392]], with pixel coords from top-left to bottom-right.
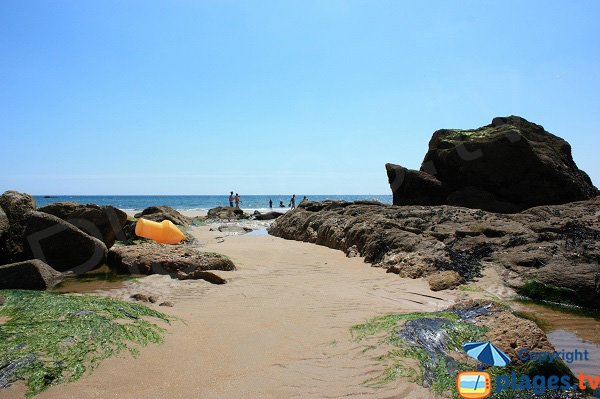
[[456, 371, 492, 399], [457, 341, 512, 399]]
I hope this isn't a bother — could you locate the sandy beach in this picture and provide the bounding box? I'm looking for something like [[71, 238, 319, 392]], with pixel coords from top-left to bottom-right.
[[3, 217, 457, 399]]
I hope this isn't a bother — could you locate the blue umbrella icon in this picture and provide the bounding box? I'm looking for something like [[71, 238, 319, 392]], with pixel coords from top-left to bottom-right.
[[463, 341, 511, 367]]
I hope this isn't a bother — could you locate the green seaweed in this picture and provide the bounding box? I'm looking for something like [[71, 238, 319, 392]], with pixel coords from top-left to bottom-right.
[[351, 311, 486, 396], [517, 280, 587, 307], [0, 290, 171, 397]]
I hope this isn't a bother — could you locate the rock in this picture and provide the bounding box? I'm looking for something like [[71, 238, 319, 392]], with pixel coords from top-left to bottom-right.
[[120, 220, 138, 241], [0, 191, 36, 221], [207, 206, 247, 220], [387, 116, 599, 213], [134, 206, 191, 226], [159, 301, 174, 307], [0, 209, 8, 259], [0, 353, 37, 389], [427, 271, 464, 291], [130, 294, 158, 303], [253, 211, 284, 220], [130, 293, 150, 302], [176, 270, 227, 284], [39, 202, 128, 248], [0, 259, 65, 290], [217, 225, 252, 234], [385, 164, 448, 206], [107, 242, 235, 281], [345, 245, 360, 258], [393, 300, 556, 391], [23, 211, 108, 273], [269, 197, 600, 307], [0, 191, 36, 262], [0, 192, 108, 272]]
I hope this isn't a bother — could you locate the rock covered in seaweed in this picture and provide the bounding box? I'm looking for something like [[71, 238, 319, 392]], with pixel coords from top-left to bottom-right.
[[387, 116, 599, 213]]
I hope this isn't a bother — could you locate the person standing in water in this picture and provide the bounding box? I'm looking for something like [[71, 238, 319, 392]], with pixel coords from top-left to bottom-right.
[[235, 193, 241, 208], [229, 191, 234, 207], [269, 199, 273, 209], [289, 194, 296, 209]]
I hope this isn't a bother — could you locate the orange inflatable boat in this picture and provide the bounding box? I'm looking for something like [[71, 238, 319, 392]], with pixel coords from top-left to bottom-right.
[[134, 218, 185, 244]]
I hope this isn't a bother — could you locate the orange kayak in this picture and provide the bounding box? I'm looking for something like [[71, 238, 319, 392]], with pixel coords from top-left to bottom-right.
[[134, 218, 185, 244]]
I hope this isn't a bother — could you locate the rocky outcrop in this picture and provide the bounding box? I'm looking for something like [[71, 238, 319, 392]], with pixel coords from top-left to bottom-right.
[[134, 206, 191, 226], [0, 259, 65, 289], [207, 207, 247, 220], [107, 243, 235, 283], [0, 191, 108, 275], [269, 198, 600, 307], [39, 202, 127, 248], [387, 116, 599, 213], [23, 211, 108, 273]]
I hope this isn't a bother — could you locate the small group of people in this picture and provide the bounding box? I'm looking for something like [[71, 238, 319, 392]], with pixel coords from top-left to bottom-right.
[[229, 193, 308, 210], [268, 195, 308, 209], [228, 192, 241, 208]]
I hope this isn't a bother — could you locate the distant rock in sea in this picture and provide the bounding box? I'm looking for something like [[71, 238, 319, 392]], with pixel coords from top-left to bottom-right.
[[386, 115, 599, 213]]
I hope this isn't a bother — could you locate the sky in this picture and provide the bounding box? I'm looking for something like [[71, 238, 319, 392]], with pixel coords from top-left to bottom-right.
[[1, 1, 599, 195]]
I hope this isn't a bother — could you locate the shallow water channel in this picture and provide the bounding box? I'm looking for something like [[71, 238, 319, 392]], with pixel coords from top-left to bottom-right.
[[514, 300, 600, 377]]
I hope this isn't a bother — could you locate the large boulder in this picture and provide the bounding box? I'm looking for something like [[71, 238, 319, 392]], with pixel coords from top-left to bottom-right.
[[0, 191, 37, 262], [0, 191, 36, 221], [39, 202, 127, 248], [387, 116, 599, 213], [269, 198, 600, 307], [207, 206, 246, 220], [23, 211, 107, 273], [134, 206, 191, 226], [107, 242, 235, 281], [0, 259, 65, 290]]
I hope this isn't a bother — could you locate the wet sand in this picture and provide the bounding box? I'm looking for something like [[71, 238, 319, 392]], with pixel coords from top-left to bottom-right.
[[5, 225, 457, 399]]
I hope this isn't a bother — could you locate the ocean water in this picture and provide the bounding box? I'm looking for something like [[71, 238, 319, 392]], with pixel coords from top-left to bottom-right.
[[33, 195, 393, 212]]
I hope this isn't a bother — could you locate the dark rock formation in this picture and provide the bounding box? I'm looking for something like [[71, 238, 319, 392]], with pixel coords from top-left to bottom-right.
[[107, 243, 235, 283], [253, 211, 285, 220], [134, 206, 191, 226], [0, 191, 107, 273], [39, 202, 128, 248], [387, 116, 599, 213], [0, 191, 36, 221], [0, 191, 36, 262], [207, 206, 247, 220], [269, 198, 600, 306], [23, 211, 108, 273], [0, 259, 65, 289]]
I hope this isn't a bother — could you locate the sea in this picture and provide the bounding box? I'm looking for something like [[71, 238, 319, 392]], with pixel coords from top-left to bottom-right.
[[33, 195, 393, 213]]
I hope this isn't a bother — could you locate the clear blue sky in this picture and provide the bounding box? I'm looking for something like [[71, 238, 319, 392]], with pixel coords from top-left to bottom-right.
[[1, 1, 599, 195]]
